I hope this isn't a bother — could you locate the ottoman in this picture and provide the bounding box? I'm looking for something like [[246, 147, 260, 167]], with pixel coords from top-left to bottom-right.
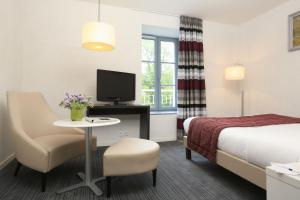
[[103, 138, 160, 197]]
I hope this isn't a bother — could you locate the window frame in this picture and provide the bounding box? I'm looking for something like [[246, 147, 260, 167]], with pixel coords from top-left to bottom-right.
[[142, 34, 178, 112]]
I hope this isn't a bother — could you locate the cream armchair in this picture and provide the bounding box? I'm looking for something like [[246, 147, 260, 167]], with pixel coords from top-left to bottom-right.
[[7, 91, 97, 192]]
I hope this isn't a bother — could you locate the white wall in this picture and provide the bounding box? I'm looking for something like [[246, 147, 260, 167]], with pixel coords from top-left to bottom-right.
[[19, 0, 141, 146], [1, 0, 297, 166], [0, 0, 242, 164], [1, 0, 299, 168], [239, 0, 300, 116], [0, 0, 21, 167], [18, 0, 182, 146], [203, 21, 241, 117], [17, 0, 240, 147]]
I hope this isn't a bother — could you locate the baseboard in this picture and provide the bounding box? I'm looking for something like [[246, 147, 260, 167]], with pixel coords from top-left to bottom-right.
[[97, 140, 118, 147], [0, 153, 15, 170], [97, 137, 177, 147], [151, 137, 177, 143]]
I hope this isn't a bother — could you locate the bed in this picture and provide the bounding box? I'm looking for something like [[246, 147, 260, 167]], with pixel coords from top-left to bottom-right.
[[183, 115, 300, 189]]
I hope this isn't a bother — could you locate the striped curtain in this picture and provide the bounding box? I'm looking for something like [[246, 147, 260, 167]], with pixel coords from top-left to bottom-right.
[[177, 16, 206, 138]]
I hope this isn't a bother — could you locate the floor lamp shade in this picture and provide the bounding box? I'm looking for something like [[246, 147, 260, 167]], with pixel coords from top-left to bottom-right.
[[225, 66, 245, 80], [224, 65, 246, 116], [82, 22, 115, 51]]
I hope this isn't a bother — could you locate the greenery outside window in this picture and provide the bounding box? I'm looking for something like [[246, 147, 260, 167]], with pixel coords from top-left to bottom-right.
[[141, 35, 178, 112]]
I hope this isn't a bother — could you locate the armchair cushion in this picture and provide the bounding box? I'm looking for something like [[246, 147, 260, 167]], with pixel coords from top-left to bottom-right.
[[34, 134, 97, 171]]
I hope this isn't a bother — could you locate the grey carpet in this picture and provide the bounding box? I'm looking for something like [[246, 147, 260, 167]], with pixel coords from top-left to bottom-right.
[[0, 141, 265, 200]]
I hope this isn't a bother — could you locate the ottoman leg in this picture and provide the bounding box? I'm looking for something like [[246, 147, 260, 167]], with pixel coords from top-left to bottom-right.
[[14, 162, 22, 177], [106, 176, 111, 198], [41, 173, 47, 192], [186, 148, 192, 160], [152, 169, 157, 187]]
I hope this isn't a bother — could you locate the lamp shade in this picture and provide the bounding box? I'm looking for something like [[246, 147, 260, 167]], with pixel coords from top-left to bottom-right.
[[82, 22, 115, 51], [225, 65, 245, 80]]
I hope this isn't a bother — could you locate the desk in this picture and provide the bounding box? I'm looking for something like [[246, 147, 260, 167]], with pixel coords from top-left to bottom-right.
[[53, 118, 120, 196], [87, 105, 150, 139]]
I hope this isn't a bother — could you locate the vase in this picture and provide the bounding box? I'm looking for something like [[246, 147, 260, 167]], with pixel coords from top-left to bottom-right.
[[70, 108, 85, 121]]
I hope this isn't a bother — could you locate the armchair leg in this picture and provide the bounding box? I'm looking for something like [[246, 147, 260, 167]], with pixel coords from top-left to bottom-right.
[[41, 173, 47, 192], [186, 148, 192, 160], [152, 169, 157, 187], [14, 162, 22, 177], [106, 176, 111, 198]]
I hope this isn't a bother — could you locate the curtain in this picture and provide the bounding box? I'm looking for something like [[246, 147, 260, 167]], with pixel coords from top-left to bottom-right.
[[177, 16, 206, 139]]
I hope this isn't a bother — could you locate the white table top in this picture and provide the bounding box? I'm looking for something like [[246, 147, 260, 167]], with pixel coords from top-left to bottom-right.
[[53, 118, 120, 128]]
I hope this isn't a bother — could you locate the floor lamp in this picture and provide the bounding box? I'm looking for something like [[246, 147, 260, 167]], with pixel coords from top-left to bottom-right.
[[225, 65, 246, 116]]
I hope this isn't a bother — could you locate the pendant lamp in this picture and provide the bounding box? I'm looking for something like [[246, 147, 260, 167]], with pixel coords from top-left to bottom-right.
[[82, 0, 115, 51]]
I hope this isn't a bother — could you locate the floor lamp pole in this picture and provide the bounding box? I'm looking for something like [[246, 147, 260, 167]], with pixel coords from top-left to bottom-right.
[[241, 89, 244, 116]]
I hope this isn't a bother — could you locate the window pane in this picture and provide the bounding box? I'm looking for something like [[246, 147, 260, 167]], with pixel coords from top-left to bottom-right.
[[161, 64, 175, 85], [141, 85, 156, 108], [142, 62, 156, 85], [142, 39, 155, 61], [161, 41, 175, 62], [160, 86, 176, 108]]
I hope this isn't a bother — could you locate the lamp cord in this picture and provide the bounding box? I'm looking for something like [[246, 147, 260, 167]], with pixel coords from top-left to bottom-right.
[[98, 0, 101, 22]]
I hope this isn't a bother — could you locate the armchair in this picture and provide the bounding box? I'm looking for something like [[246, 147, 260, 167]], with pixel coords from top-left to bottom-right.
[[7, 91, 97, 192]]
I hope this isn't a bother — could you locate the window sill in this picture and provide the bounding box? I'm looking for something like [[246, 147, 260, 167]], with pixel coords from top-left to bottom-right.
[[150, 111, 177, 115]]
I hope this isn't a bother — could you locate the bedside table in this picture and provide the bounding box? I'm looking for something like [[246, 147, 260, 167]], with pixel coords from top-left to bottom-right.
[[266, 163, 300, 200]]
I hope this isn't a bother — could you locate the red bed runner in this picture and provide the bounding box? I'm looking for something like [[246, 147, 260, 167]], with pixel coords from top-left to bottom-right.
[[187, 114, 300, 162]]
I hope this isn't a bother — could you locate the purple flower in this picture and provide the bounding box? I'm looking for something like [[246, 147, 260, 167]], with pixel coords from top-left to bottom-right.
[[59, 92, 94, 110]]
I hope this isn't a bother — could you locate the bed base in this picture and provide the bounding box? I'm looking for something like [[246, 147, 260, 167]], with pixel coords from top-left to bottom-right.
[[183, 136, 266, 189]]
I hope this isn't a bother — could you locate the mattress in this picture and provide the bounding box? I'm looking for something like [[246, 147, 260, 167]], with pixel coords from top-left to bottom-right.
[[183, 117, 300, 168]]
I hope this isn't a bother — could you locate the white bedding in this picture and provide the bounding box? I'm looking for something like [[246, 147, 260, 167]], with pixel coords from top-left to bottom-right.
[[183, 117, 300, 168]]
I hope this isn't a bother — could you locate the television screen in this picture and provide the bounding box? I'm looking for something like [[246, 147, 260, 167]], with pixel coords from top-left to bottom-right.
[[97, 69, 136, 103]]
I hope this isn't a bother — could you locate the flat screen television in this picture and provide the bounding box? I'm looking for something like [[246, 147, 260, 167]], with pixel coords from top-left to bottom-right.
[[97, 69, 136, 105]]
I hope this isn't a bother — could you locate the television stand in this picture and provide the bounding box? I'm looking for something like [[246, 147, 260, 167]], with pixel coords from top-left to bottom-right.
[[87, 104, 150, 139], [112, 99, 122, 105], [105, 103, 128, 106]]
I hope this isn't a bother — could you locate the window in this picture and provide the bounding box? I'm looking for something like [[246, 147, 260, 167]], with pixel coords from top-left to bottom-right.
[[141, 35, 178, 112]]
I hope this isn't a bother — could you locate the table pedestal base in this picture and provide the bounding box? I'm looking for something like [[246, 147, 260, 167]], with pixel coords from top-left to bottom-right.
[[56, 172, 106, 196]]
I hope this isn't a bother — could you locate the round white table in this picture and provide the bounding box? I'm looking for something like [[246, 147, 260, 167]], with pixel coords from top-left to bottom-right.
[[53, 118, 120, 196]]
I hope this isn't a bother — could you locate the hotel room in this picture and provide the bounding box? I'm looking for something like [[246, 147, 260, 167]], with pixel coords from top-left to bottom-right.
[[1, 0, 300, 199]]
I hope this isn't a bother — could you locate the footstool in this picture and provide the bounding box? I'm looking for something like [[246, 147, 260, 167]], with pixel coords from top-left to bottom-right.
[[103, 138, 160, 197]]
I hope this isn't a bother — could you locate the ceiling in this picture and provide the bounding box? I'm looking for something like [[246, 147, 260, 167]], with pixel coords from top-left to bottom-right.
[[99, 0, 288, 25]]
